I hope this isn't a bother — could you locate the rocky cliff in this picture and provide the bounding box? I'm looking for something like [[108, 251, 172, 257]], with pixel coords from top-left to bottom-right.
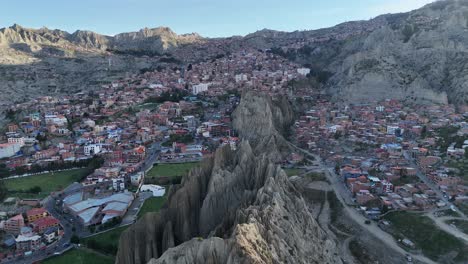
[[115, 92, 343, 264], [0, 24, 203, 54]]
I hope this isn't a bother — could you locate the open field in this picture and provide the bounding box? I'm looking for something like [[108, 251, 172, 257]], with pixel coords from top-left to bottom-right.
[[147, 162, 199, 178], [4, 168, 89, 198], [82, 226, 128, 255], [43, 248, 114, 264], [384, 212, 468, 262], [138, 196, 166, 218], [446, 219, 468, 235]]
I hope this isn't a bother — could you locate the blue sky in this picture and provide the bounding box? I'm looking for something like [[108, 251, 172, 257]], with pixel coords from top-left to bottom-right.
[[2, 0, 435, 37]]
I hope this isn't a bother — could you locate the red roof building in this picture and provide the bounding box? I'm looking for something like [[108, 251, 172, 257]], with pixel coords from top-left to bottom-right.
[[30, 216, 60, 234]]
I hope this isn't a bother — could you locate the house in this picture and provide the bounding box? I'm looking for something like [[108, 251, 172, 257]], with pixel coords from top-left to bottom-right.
[[30, 216, 60, 234], [43, 227, 59, 243], [15, 233, 41, 251], [192, 83, 209, 95], [130, 172, 143, 186], [297, 68, 311, 76], [84, 144, 102, 156], [26, 208, 48, 223], [4, 214, 25, 234]]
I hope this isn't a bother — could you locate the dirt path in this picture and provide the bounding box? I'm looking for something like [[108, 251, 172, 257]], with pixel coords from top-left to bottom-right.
[[426, 212, 468, 244]]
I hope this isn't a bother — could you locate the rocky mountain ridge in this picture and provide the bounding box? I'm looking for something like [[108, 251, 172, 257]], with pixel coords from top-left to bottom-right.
[[116, 92, 343, 264], [1, 0, 468, 117], [0, 24, 204, 54]]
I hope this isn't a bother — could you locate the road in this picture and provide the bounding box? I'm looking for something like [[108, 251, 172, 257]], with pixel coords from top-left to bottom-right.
[[7, 142, 163, 263], [403, 151, 467, 219], [290, 143, 437, 264]]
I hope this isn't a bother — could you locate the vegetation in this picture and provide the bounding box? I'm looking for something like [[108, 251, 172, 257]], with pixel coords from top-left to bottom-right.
[[43, 249, 114, 264], [146, 162, 199, 178], [144, 89, 189, 104], [8, 156, 104, 177], [349, 239, 376, 264], [304, 172, 327, 182], [389, 175, 419, 186], [284, 168, 303, 177], [161, 133, 194, 147], [384, 212, 468, 262], [82, 226, 128, 255], [138, 196, 167, 218], [402, 24, 418, 43], [4, 168, 90, 198], [106, 48, 160, 57], [446, 220, 468, 235], [435, 126, 462, 151]]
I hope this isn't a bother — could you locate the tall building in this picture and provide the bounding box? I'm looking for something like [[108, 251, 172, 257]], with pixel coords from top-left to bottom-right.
[[4, 214, 25, 234]]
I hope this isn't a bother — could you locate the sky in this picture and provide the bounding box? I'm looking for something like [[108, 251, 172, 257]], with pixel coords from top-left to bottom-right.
[[2, 0, 436, 37]]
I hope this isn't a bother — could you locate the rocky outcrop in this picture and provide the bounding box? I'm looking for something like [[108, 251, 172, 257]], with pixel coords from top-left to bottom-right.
[[0, 24, 203, 53], [232, 91, 294, 162], [116, 93, 343, 264]]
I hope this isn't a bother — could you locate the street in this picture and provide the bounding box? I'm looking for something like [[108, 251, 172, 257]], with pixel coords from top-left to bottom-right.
[[291, 143, 438, 264]]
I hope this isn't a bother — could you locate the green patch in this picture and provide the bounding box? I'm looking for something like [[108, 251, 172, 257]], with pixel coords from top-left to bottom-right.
[[43, 248, 114, 264], [147, 163, 199, 178], [304, 172, 327, 182], [389, 175, 419, 186], [82, 226, 128, 255], [446, 160, 468, 180], [384, 212, 468, 262], [136, 102, 159, 110], [138, 196, 167, 218], [446, 220, 468, 235], [4, 169, 89, 198], [459, 203, 468, 216]]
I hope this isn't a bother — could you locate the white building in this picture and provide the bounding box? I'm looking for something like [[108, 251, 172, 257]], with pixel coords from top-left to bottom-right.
[[376, 106, 385, 112], [235, 74, 248, 83], [7, 137, 24, 147], [112, 178, 125, 191], [386, 126, 400, 135], [45, 115, 67, 126], [84, 144, 102, 156], [297, 68, 311, 76], [140, 185, 165, 197], [0, 143, 21, 159], [192, 83, 209, 95]]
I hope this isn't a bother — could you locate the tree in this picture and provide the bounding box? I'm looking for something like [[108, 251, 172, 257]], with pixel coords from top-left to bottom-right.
[[0, 181, 7, 201], [0, 164, 10, 178], [71, 235, 80, 244], [29, 186, 42, 194], [421, 125, 428, 138]]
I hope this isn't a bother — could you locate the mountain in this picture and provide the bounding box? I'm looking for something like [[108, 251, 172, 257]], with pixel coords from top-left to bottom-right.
[[238, 0, 468, 104], [116, 91, 343, 264], [1, 0, 468, 117], [0, 24, 203, 120], [0, 24, 204, 54]]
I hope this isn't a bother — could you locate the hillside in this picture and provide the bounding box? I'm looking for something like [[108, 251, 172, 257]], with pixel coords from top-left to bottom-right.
[[116, 92, 343, 264], [1, 0, 468, 118]]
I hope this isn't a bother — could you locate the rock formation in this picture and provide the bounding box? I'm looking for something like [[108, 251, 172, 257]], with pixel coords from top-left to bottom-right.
[[115, 92, 343, 264]]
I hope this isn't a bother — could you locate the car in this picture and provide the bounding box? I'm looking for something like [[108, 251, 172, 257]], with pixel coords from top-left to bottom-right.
[[406, 254, 413, 262]]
